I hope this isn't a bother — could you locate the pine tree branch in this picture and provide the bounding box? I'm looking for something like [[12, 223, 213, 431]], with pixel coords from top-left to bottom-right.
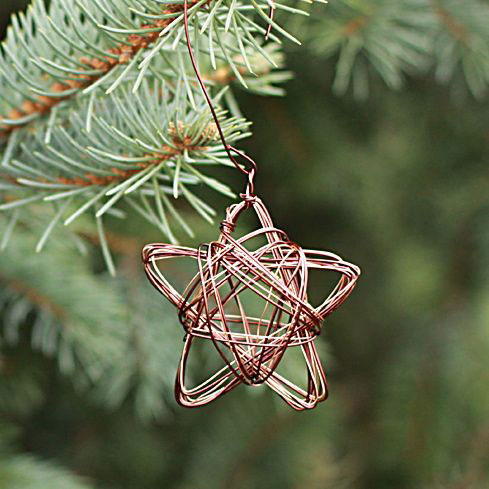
[[0, 0, 315, 263], [0, 81, 251, 259], [204, 42, 293, 96], [430, 0, 489, 98], [93, 258, 183, 421], [0, 219, 184, 420], [0, 0, 315, 140], [306, 0, 431, 97], [0, 0, 209, 138], [0, 223, 128, 378], [303, 0, 489, 98]]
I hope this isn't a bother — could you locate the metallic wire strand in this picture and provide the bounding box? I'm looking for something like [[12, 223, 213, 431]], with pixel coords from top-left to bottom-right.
[[143, 197, 360, 410], [141, 2, 361, 409]]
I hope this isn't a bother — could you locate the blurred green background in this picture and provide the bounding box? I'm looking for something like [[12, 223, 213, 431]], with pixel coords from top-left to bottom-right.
[[1, 1, 489, 488]]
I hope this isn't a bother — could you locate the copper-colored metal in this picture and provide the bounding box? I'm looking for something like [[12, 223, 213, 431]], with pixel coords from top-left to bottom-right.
[[141, 0, 361, 410], [143, 197, 360, 409]]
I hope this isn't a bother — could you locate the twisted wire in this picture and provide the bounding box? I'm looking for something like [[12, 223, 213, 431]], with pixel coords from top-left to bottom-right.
[[141, 0, 361, 410], [143, 198, 360, 409]]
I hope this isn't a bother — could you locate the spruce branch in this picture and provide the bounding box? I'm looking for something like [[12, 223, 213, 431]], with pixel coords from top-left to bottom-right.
[[203, 42, 293, 97], [94, 266, 183, 422], [0, 81, 251, 262], [0, 220, 184, 420], [0, 0, 317, 141], [306, 0, 431, 98], [0, 222, 128, 381], [304, 0, 489, 98], [0, 0, 208, 137], [430, 0, 489, 98], [0, 0, 318, 265]]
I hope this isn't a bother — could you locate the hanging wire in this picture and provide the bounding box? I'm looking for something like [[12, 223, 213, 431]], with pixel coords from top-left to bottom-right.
[[183, 0, 258, 198], [142, 1, 362, 410]]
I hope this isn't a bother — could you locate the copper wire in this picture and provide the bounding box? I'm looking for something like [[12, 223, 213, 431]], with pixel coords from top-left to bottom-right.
[[182, 0, 257, 197], [141, 1, 361, 409], [143, 197, 360, 409]]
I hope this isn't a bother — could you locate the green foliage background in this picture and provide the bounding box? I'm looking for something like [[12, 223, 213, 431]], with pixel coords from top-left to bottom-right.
[[1, 1, 489, 488]]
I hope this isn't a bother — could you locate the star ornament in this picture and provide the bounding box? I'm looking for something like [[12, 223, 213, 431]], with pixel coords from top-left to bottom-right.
[[142, 196, 360, 410]]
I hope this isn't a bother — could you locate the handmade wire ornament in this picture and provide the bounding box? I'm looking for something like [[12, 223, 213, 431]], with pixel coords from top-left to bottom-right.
[[142, 0, 361, 410]]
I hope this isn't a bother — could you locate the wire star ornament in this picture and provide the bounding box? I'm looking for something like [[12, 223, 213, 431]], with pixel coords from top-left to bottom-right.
[[143, 196, 360, 410], [141, 0, 360, 410]]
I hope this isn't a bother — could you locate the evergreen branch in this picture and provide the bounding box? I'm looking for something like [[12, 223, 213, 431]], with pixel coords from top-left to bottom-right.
[[305, 0, 431, 98], [0, 223, 128, 381], [94, 266, 183, 421], [304, 0, 489, 98], [0, 80, 251, 258], [431, 0, 469, 44], [0, 220, 185, 420], [0, 0, 308, 261], [430, 0, 489, 98], [0, 0, 207, 137], [0, 0, 318, 141]]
